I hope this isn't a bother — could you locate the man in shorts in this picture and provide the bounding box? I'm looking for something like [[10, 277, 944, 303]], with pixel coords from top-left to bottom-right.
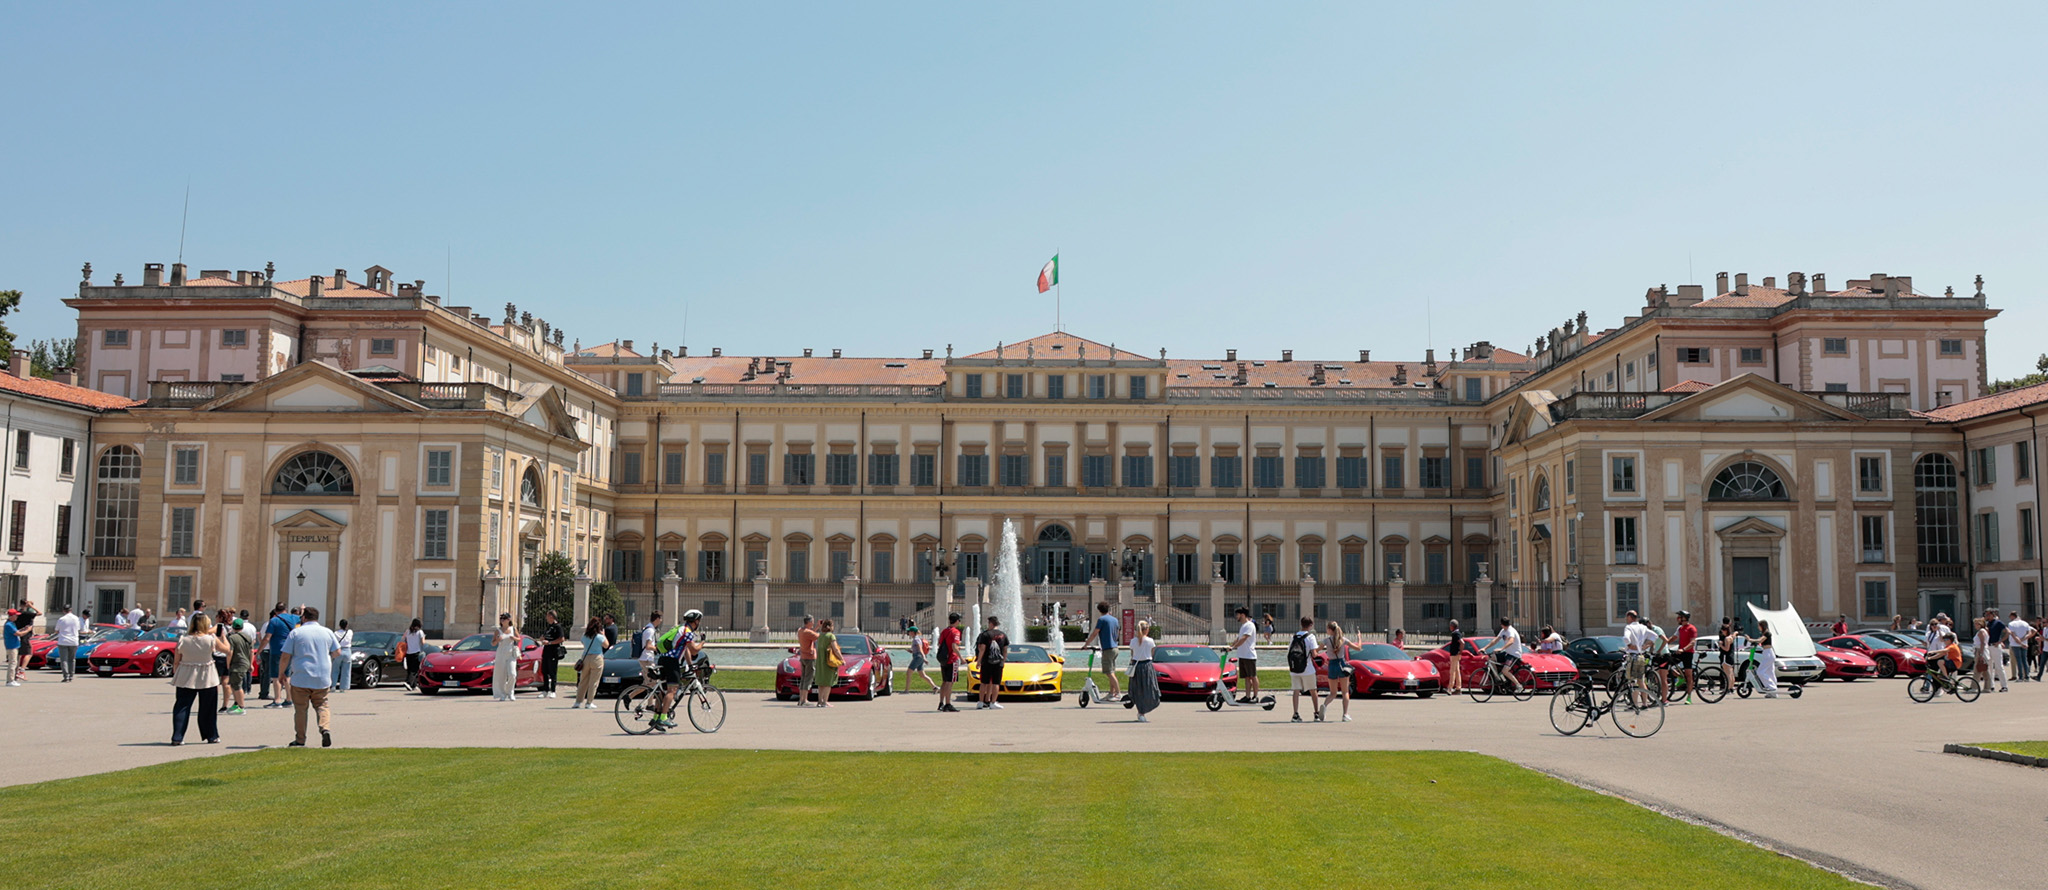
[[1232, 607, 1260, 703], [1620, 610, 1657, 705], [652, 610, 704, 731], [796, 615, 819, 704], [1666, 611, 1698, 703], [974, 616, 1008, 710], [1082, 602, 1121, 698], [1288, 617, 1319, 722], [936, 612, 964, 712]]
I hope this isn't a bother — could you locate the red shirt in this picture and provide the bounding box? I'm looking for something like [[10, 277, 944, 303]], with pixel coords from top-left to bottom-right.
[[938, 626, 964, 664], [1832, 621, 1848, 637], [1676, 623, 1698, 652]]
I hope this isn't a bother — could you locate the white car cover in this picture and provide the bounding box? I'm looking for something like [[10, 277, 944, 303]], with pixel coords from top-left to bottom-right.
[[1744, 603, 1817, 658]]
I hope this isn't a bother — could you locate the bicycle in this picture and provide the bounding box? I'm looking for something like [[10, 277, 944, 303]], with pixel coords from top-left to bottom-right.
[[1550, 666, 1664, 738], [1658, 654, 1724, 704], [616, 662, 727, 734], [1907, 662, 1980, 703], [1468, 653, 1536, 703]]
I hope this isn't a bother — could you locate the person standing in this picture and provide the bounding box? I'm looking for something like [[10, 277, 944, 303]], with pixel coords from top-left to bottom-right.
[[1260, 612, 1276, 645], [636, 612, 662, 684], [1231, 608, 1261, 703], [1322, 621, 1353, 722], [1751, 620, 1779, 699], [2, 613, 22, 687], [1982, 609, 2010, 691], [223, 618, 252, 714], [601, 614, 619, 648], [279, 608, 339, 748], [574, 617, 606, 709], [332, 620, 355, 693], [53, 605, 81, 683], [491, 612, 520, 701], [1288, 617, 1319, 722], [936, 612, 964, 713], [1832, 614, 1849, 638], [258, 605, 298, 706], [126, 604, 144, 629], [2008, 612, 2034, 682], [538, 610, 566, 699], [399, 619, 426, 691], [905, 625, 935, 692], [796, 615, 820, 705], [1082, 602, 1122, 699], [1667, 611, 1698, 703], [169, 614, 230, 745], [974, 616, 1008, 710], [1442, 619, 1465, 695], [811, 618, 841, 708], [1129, 619, 1160, 722]]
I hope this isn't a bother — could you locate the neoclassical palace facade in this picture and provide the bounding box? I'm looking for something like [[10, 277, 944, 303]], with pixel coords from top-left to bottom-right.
[[18, 261, 2038, 636]]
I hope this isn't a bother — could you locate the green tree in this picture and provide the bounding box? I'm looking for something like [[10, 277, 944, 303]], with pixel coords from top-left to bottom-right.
[[0, 290, 21, 362], [29, 337, 76, 377], [1989, 353, 2048, 393], [588, 581, 625, 627], [522, 551, 576, 635]]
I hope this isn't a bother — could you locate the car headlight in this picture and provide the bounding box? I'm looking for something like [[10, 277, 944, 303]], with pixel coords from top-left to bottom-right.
[[1362, 664, 1382, 676], [351, 652, 369, 662], [138, 646, 160, 655]]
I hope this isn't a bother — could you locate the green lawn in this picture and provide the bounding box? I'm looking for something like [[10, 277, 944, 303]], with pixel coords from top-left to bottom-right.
[[1969, 740, 2048, 758], [0, 750, 1857, 890]]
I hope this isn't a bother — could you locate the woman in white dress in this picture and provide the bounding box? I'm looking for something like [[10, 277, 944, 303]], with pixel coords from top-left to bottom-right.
[[492, 612, 520, 701], [1753, 620, 1778, 699]]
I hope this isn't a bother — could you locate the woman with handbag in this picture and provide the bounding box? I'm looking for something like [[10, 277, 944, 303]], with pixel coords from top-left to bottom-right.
[[1322, 621, 1353, 722], [1128, 620, 1160, 722], [574, 616, 607, 709], [811, 619, 841, 708]]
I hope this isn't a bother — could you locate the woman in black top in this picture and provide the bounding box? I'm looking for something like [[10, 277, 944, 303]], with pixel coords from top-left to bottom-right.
[[1443, 620, 1464, 694]]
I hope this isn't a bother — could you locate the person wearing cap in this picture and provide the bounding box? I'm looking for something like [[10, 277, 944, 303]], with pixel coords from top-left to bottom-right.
[[1666, 611, 1698, 703], [223, 615, 253, 714]]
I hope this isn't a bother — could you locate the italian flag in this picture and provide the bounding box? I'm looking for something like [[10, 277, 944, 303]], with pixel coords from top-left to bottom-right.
[[1036, 255, 1059, 293]]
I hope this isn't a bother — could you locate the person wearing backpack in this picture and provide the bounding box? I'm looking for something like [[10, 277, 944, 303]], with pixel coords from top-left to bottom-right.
[[974, 616, 1009, 710], [1287, 617, 1319, 722]]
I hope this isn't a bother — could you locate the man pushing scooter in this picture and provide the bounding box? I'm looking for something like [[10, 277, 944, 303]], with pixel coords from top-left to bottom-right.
[[1231, 607, 1261, 704]]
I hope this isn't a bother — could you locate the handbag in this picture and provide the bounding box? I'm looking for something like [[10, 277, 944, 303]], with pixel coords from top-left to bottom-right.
[[825, 645, 844, 670]]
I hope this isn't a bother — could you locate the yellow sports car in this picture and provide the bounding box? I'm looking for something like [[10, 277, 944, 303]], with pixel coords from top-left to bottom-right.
[[963, 643, 1065, 701]]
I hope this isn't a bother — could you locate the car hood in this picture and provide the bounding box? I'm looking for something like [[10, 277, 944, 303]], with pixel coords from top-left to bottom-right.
[[423, 651, 499, 669], [1354, 658, 1436, 675], [90, 641, 170, 658], [1817, 649, 1874, 664], [1518, 653, 1578, 671], [1153, 663, 1224, 679], [974, 660, 1060, 673]]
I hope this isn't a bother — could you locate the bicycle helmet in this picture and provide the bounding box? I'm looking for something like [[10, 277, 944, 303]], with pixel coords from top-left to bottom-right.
[[681, 609, 704, 623]]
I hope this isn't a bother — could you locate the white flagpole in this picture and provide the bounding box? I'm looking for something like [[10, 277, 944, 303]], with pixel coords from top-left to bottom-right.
[[1056, 250, 1062, 332]]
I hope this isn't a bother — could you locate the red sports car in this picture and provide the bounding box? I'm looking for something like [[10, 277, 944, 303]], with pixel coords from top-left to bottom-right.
[[87, 628, 185, 677], [1418, 639, 1580, 690], [1313, 642, 1442, 698], [1819, 634, 1925, 678], [1810, 642, 1877, 680], [776, 633, 894, 701], [415, 633, 543, 694], [28, 624, 125, 669], [1148, 643, 1238, 697]]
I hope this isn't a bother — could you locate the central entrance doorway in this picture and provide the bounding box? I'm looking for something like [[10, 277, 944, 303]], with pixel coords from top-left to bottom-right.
[[1732, 556, 1771, 633]]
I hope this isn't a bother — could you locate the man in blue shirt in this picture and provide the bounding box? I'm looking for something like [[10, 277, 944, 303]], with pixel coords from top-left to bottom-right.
[[278, 606, 340, 748], [1082, 602, 1121, 699], [257, 605, 300, 706]]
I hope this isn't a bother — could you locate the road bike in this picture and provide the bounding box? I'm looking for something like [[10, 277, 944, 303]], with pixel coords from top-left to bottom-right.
[[1468, 653, 1536, 703], [1549, 667, 1664, 738], [616, 662, 727, 734], [1906, 663, 1980, 703]]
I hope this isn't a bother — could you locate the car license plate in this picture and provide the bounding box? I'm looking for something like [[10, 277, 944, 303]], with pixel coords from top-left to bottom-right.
[[1403, 678, 1418, 687], [1005, 681, 1023, 689], [1189, 681, 1206, 689], [442, 680, 460, 687]]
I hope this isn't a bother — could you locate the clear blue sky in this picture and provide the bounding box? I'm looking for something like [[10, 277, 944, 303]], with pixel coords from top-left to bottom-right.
[[4, 3, 2042, 378]]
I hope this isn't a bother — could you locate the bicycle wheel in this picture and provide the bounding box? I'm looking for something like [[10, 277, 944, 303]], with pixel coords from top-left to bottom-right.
[[615, 684, 659, 735], [1610, 681, 1665, 738], [1663, 671, 1687, 703], [686, 684, 728, 733], [1906, 675, 1935, 703], [1954, 674, 1982, 702], [1639, 669, 1666, 703], [1468, 669, 1495, 703], [1549, 683, 1594, 736], [1510, 665, 1536, 702], [1694, 667, 1728, 704]]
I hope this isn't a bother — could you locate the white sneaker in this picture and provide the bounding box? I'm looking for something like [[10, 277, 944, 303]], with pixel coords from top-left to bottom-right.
[[5, 681, 17, 687], [1136, 714, 1149, 722], [1342, 714, 1352, 722], [991, 702, 1004, 709]]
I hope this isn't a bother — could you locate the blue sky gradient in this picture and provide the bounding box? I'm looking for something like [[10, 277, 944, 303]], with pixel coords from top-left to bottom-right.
[[3, 3, 2041, 377]]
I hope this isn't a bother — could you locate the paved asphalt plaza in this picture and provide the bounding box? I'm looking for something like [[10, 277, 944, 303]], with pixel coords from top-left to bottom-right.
[[6, 674, 2044, 890]]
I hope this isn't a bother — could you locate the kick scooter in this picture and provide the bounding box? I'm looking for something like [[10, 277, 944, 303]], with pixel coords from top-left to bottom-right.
[[1205, 649, 1275, 711], [1076, 648, 1127, 707]]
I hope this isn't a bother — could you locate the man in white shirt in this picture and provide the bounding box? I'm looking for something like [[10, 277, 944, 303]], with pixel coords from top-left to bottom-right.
[[52, 606, 82, 682], [1288, 617, 1319, 722], [2006, 612, 2033, 683], [1620, 610, 1659, 703], [637, 614, 663, 680], [1231, 608, 1261, 703], [1480, 617, 1526, 675], [113, 610, 129, 629], [171, 609, 189, 632], [127, 606, 144, 628]]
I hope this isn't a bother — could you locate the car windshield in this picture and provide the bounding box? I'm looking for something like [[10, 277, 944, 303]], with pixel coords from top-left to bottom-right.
[[139, 629, 181, 642], [93, 629, 141, 643], [1001, 644, 1050, 663], [1591, 636, 1625, 652], [605, 641, 636, 659], [1864, 632, 1920, 649], [450, 634, 497, 652], [355, 632, 399, 649], [836, 634, 872, 656], [1152, 645, 1217, 664], [1351, 643, 1409, 661]]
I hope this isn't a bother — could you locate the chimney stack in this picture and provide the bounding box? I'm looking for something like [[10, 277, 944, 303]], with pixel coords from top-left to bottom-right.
[[1310, 363, 1326, 385], [1734, 273, 1749, 295], [1788, 272, 1806, 296], [1281, 349, 1293, 362], [334, 269, 348, 290], [1359, 349, 1369, 362], [1226, 348, 1237, 362], [143, 263, 164, 286], [9, 350, 29, 379], [1813, 273, 1825, 294], [711, 347, 722, 357], [831, 349, 842, 358], [55, 368, 77, 386], [803, 348, 813, 358], [621, 340, 634, 354], [1425, 348, 1437, 374], [1715, 272, 1729, 294], [1393, 364, 1408, 385], [922, 349, 933, 359], [1762, 276, 1776, 288], [169, 263, 187, 286], [307, 274, 324, 297]]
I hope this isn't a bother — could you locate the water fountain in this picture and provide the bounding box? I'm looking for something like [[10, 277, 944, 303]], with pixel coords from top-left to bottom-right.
[[993, 519, 1025, 640]]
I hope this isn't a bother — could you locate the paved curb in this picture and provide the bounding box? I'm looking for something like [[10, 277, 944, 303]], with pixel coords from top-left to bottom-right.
[[1943, 743, 2048, 768]]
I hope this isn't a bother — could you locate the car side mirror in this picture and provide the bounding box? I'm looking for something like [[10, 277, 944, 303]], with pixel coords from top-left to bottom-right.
[[441, 644, 452, 651]]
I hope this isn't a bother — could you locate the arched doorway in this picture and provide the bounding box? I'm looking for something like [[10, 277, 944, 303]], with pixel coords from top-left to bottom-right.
[[1031, 523, 1079, 585]]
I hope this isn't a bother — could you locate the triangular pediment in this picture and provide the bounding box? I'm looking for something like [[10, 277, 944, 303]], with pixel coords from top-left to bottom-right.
[[506, 385, 583, 443], [961, 332, 1157, 363], [1638, 375, 1861, 423], [1504, 391, 1559, 444], [272, 509, 347, 531], [1714, 515, 1788, 539], [199, 361, 424, 414]]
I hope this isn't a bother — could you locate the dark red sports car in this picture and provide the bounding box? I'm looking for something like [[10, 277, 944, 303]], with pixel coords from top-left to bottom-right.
[[1819, 634, 1926, 678], [1314, 642, 1442, 698], [416, 633, 543, 694], [1148, 643, 1238, 697], [776, 633, 894, 701], [1418, 639, 1579, 690]]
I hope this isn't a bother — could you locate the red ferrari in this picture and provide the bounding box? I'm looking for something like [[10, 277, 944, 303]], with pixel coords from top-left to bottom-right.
[[1148, 643, 1239, 697], [1810, 643, 1877, 680], [1418, 639, 1579, 690], [28, 624, 125, 669], [1819, 634, 1924, 678], [416, 633, 543, 694], [87, 628, 184, 677], [1313, 642, 1442, 698], [775, 633, 895, 701]]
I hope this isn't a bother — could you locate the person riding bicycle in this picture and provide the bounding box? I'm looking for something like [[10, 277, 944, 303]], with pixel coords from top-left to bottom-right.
[[1479, 617, 1525, 684], [652, 610, 707, 731]]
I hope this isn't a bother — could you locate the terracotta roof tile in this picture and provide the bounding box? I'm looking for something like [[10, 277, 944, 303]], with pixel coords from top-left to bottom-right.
[[964, 332, 1151, 362], [574, 342, 643, 358], [1166, 358, 1431, 389], [270, 277, 400, 299], [0, 372, 139, 411], [1920, 380, 2048, 422], [1662, 379, 1714, 393], [1697, 285, 1885, 309], [664, 356, 946, 386]]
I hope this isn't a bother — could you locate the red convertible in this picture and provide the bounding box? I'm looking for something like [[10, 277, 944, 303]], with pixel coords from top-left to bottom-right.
[[1418, 639, 1579, 690], [87, 628, 185, 677], [776, 633, 894, 702], [416, 633, 543, 694], [1314, 642, 1442, 698], [1819, 634, 1925, 678], [1149, 644, 1238, 697]]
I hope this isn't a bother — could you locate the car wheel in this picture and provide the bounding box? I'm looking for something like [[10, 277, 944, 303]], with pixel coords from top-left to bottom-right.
[[358, 659, 381, 690], [861, 678, 876, 702], [152, 652, 175, 678], [1875, 655, 1897, 678]]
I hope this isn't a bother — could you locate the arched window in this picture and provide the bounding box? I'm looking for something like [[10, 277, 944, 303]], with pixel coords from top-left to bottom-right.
[[1532, 475, 1551, 511], [1036, 524, 1072, 544], [520, 467, 543, 509], [1709, 461, 1787, 501], [1914, 454, 1961, 564], [272, 451, 354, 495], [92, 446, 141, 557]]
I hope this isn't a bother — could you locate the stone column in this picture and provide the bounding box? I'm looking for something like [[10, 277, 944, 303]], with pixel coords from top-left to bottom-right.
[[1473, 562, 1493, 636], [662, 562, 682, 627], [749, 560, 771, 642], [842, 571, 862, 634], [1298, 563, 1316, 627], [964, 577, 984, 606], [1387, 571, 1405, 643], [480, 564, 503, 636], [1117, 576, 1135, 610], [1208, 570, 1228, 645], [1088, 576, 1108, 611], [572, 564, 594, 632], [1562, 572, 1583, 637], [932, 575, 953, 628]]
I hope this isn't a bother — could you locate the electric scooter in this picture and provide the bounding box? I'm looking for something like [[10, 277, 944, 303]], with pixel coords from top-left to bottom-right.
[[1205, 649, 1275, 711], [1076, 648, 1127, 708]]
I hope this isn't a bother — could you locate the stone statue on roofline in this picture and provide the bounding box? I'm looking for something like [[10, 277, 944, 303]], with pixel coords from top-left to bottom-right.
[[504, 303, 517, 325]]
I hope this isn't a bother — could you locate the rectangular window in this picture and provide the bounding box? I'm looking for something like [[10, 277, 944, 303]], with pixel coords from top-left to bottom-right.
[[169, 446, 199, 485], [911, 454, 936, 487], [1088, 375, 1108, 399], [1419, 456, 1447, 489], [1464, 378, 1482, 401], [871, 550, 893, 584], [1466, 456, 1485, 490], [1211, 455, 1242, 488], [664, 451, 685, 485], [6, 501, 24, 553], [1978, 512, 2001, 562], [964, 374, 983, 398], [1129, 376, 1147, 399], [787, 600, 807, 618], [1046, 375, 1065, 399], [1253, 456, 1284, 489], [1982, 579, 1999, 610], [60, 438, 75, 476], [1858, 456, 1884, 493], [1295, 456, 1324, 489], [1974, 447, 1997, 485], [1939, 339, 1963, 356], [1300, 551, 1320, 583], [1257, 552, 1278, 585], [422, 509, 449, 559], [705, 452, 726, 486], [1740, 347, 1764, 364], [490, 449, 504, 492], [54, 505, 71, 556], [620, 452, 643, 485], [868, 453, 898, 486], [1678, 347, 1707, 364], [369, 338, 396, 356], [958, 454, 988, 487], [1612, 515, 1638, 565], [786, 549, 808, 583], [784, 453, 814, 485], [1566, 518, 1578, 565], [747, 452, 769, 486], [1825, 383, 1849, 393], [1169, 455, 1199, 488], [698, 550, 725, 582], [873, 600, 891, 618], [1005, 373, 1025, 398], [1081, 455, 1111, 488], [1425, 551, 1447, 585], [2022, 508, 2036, 560], [1382, 550, 1403, 583], [1122, 455, 1153, 488], [1862, 579, 1889, 618], [165, 506, 196, 557], [1823, 338, 1848, 355], [826, 453, 857, 487], [1381, 455, 1404, 489], [1214, 552, 1240, 584], [1001, 454, 1030, 487], [7, 431, 27, 471], [829, 551, 851, 581], [1171, 552, 1199, 584], [103, 329, 130, 347], [1860, 515, 1886, 563], [2018, 441, 2033, 481], [1044, 454, 1065, 487], [1341, 552, 1363, 585], [426, 449, 452, 486], [625, 373, 645, 397], [1610, 456, 1637, 493], [1615, 581, 1641, 619], [221, 329, 247, 347], [1337, 456, 1365, 489], [488, 513, 501, 561], [167, 575, 193, 611]]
